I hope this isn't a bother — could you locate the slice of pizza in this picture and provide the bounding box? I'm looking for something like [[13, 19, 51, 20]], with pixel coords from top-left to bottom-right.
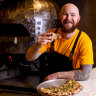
[[52, 33, 61, 41], [38, 80, 82, 96]]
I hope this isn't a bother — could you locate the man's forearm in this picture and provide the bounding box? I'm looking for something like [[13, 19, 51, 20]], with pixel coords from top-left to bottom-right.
[[26, 43, 42, 61], [57, 71, 74, 80], [74, 65, 93, 81], [56, 65, 93, 81]]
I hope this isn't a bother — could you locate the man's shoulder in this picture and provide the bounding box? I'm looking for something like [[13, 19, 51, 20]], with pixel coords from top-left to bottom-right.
[[81, 31, 91, 40], [78, 30, 92, 44], [77, 29, 91, 40]]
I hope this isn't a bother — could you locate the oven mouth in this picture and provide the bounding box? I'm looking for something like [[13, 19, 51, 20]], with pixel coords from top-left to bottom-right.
[[0, 24, 30, 37]]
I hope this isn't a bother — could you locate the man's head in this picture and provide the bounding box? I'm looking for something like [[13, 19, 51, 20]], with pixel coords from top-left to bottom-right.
[[59, 3, 80, 33]]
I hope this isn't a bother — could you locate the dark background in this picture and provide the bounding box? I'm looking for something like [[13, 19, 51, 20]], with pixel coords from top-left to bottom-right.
[[53, 0, 86, 15]]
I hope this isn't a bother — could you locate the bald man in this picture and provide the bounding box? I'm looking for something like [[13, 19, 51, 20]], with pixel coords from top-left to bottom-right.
[[26, 3, 94, 81]]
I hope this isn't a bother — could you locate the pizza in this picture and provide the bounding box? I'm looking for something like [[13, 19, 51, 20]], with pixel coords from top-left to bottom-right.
[[38, 80, 82, 96], [52, 33, 61, 41]]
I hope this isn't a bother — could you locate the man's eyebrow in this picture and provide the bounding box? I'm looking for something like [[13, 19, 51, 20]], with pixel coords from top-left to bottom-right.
[[70, 13, 76, 15]]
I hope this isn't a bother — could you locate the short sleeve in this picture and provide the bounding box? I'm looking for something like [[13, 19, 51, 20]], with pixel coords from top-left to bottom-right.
[[79, 32, 94, 65]]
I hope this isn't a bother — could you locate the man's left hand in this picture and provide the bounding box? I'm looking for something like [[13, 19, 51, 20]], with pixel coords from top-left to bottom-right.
[[44, 72, 58, 81]]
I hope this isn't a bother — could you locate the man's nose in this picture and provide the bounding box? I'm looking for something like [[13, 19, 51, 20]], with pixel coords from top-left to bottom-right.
[[66, 15, 71, 20]]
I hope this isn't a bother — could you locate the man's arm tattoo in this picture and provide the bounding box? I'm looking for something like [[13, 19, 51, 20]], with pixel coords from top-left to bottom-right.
[[74, 64, 93, 81]]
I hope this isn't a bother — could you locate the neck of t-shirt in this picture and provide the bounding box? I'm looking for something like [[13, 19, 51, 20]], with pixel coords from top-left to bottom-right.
[[61, 29, 77, 40]]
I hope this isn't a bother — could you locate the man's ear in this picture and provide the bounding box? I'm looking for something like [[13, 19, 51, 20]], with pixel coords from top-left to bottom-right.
[[78, 15, 80, 22]]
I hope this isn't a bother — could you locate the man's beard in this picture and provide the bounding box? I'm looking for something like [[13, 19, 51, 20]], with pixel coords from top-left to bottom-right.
[[60, 20, 79, 33]]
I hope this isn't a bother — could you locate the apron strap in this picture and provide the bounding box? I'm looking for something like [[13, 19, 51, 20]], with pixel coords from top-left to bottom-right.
[[70, 30, 81, 56], [50, 28, 58, 52]]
